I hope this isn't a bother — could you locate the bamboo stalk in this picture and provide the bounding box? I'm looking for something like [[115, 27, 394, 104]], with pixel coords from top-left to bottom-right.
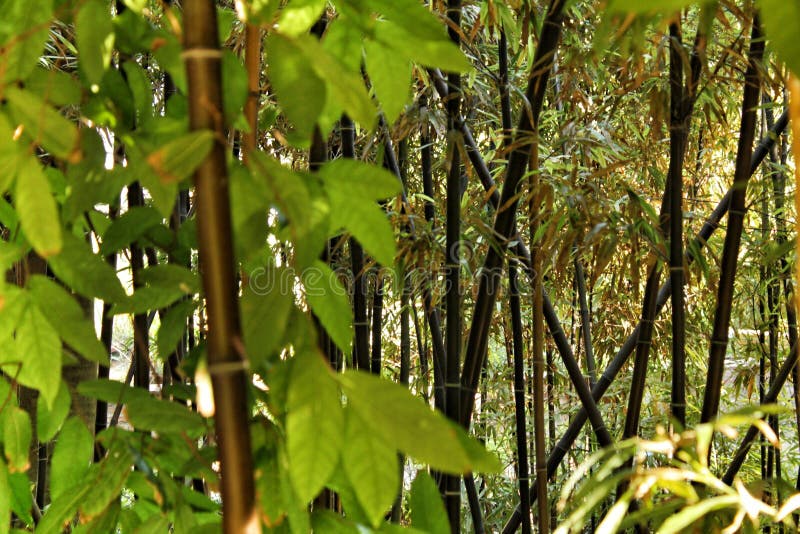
[[182, 1, 259, 531], [701, 14, 764, 425]]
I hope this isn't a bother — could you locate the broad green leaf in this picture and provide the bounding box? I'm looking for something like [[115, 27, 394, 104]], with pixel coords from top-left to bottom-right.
[[222, 50, 249, 124], [114, 264, 198, 315], [286, 349, 343, 502], [339, 371, 502, 474], [157, 300, 196, 360], [126, 144, 178, 218], [145, 131, 215, 184], [294, 35, 376, 128], [99, 207, 163, 255], [365, 39, 412, 124], [76, 0, 114, 85], [302, 261, 353, 354], [375, 21, 471, 73], [72, 500, 120, 534], [409, 471, 449, 534], [0, 0, 53, 82], [77, 379, 150, 405], [25, 68, 82, 108], [125, 396, 206, 437], [5, 87, 80, 161], [78, 441, 133, 519], [759, 0, 800, 77], [278, 0, 327, 36], [0, 113, 24, 195], [11, 303, 62, 409], [2, 408, 31, 473], [122, 61, 153, 129], [29, 275, 108, 365], [241, 265, 294, 366], [36, 380, 71, 442], [36, 481, 92, 534], [49, 232, 127, 304], [342, 408, 399, 527], [655, 494, 741, 534], [266, 33, 327, 140], [50, 417, 93, 500], [15, 155, 62, 257], [322, 15, 363, 74], [311, 510, 361, 533], [139, 264, 200, 293], [0, 460, 9, 534], [320, 159, 400, 266]]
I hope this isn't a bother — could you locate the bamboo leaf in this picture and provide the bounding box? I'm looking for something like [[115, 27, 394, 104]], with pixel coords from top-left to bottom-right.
[[36, 381, 71, 442], [409, 471, 450, 534], [125, 396, 207, 437], [29, 275, 108, 365], [76, 0, 114, 85], [36, 480, 91, 534], [339, 371, 502, 474], [2, 407, 31, 473], [78, 441, 134, 519], [656, 495, 741, 534], [241, 265, 294, 366], [759, 0, 800, 77], [302, 260, 353, 354], [0, 460, 9, 534], [607, 0, 708, 14], [5, 87, 80, 161], [99, 206, 163, 255], [278, 0, 328, 36], [10, 302, 62, 409], [50, 417, 93, 501], [342, 408, 399, 527], [266, 33, 327, 140], [365, 39, 412, 124], [15, 155, 62, 257], [145, 131, 215, 184], [49, 233, 127, 304], [320, 159, 400, 266], [375, 21, 471, 73], [157, 299, 197, 361], [286, 349, 343, 503]]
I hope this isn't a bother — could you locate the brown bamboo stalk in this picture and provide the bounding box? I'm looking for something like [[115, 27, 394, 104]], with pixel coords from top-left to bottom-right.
[[182, 1, 259, 531]]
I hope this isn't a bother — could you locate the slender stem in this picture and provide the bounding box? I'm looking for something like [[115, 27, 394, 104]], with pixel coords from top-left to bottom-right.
[[182, 2, 258, 531]]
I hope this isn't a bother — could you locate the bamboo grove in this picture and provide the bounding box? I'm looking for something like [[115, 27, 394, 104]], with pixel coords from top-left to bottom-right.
[[3, 0, 800, 532]]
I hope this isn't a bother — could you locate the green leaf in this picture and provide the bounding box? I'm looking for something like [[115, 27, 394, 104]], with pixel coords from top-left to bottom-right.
[[294, 35, 376, 129], [76, 0, 114, 85], [339, 371, 502, 474], [302, 261, 353, 354], [286, 349, 343, 503], [36, 381, 71, 442], [266, 33, 327, 140], [114, 264, 198, 315], [125, 396, 207, 437], [320, 159, 400, 266], [409, 471, 449, 534], [7, 302, 62, 409], [0, 0, 53, 82], [37, 481, 92, 534], [278, 0, 328, 36], [50, 417, 93, 500], [2, 408, 31, 473], [77, 379, 150, 405], [14, 155, 62, 257], [241, 265, 294, 366], [145, 131, 215, 184], [49, 232, 127, 304], [759, 0, 800, 77], [375, 21, 471, 73], [311, 510, 361, 533], [5, 87, 80, 161], [100, 207, 163, 255], [157, 300, 196, 360], [365, 39, 412, 124], [25, 68, 82, 108], [0, 460, 9, 534], [78, 441, 133, 519], [122, 61, 153, 128], [342, 408, 399, 527], [29, 275, 108, 365]]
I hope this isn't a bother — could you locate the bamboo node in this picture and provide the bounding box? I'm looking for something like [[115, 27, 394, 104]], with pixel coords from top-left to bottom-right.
[[206, 360, 250, 375], [181, 48, 224, 60]]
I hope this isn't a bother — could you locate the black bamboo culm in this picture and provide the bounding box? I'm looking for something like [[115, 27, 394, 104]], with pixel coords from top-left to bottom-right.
[[370, 271, 384, 375], [95, 204, 118, 441], [701, 14, 764, 425], [509, 260, 532, 534], [574, 254, 596, 386], [498, 24, 532, 534], [458, 0, 567, 430], [128, 182, 150, 390], [668, 21, 689, 429], [443, 0, 463, 527], [182, 1, 258, 531], [501, 109, 789, 534], [464, 474, 486, 534]]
